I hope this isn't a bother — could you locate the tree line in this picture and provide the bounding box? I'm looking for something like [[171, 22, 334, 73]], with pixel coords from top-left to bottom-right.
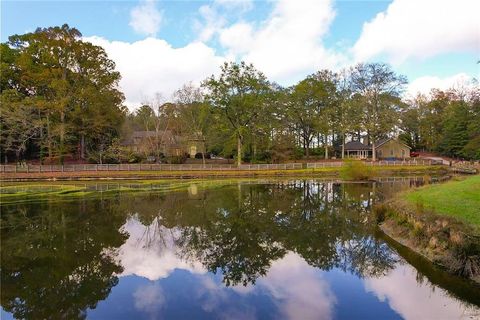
[[1, 25, 479, 165]]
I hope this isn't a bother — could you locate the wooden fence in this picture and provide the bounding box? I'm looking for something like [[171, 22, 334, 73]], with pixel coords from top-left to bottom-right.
[[0, 160, 442, 174], [306, 160, 441, 169]]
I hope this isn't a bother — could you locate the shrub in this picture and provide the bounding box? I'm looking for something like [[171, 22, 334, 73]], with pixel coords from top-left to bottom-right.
[[340, 160, 373, 181], [167, 155, 187, 164], [373, 204, 389, 223]]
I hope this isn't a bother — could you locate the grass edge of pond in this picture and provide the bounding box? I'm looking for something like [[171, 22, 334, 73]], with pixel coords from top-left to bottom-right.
[[374, 175, 480, 284]]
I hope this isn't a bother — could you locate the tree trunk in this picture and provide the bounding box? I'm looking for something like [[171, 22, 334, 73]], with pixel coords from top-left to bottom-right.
[[237, 134, 242, 167], [80, 133, 85, 160], [305, 139, 310, 159], [341, 132, 345, 159], [324, 134, 328, 159], [47, 114, 52, 159], [39, 122, 44, 165], [372, 141, 376, 161], [252, 136, 257, 164], [201, 152, 206, 168], [60, 111, 65, 165]]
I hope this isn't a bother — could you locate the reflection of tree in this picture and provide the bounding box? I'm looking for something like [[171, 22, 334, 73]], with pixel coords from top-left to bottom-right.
[[177, 186, 286, 286], [132, 180, 399, 286], [1, 199, 128, 319], [0, 180, 402, 318], [336, 236, 398, 278]]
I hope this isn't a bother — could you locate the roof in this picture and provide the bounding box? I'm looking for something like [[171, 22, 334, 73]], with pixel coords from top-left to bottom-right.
[[131, 131, 159, 138], [344, 141, 371, 151], [123, 130, 181, 146], [344, 138, 411, 151], [376, 138, 411, 149]]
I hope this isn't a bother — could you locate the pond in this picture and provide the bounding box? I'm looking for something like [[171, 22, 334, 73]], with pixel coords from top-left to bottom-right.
[[1, 178, 479, 319]]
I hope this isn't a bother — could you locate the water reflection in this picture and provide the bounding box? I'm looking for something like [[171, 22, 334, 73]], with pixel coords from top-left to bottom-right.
[[1, 179, 479, 319]]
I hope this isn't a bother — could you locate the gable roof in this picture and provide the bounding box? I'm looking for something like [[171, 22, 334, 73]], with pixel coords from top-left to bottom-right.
[[344, 141, 371, 151], [376, 138, 411, 149]]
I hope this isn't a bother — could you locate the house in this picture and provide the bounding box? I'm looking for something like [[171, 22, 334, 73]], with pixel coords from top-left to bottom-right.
[[344, 138, 411, 160], [343, 141, 372, 159], [376, 138, 411, 159], [122, 130, 205, 158]]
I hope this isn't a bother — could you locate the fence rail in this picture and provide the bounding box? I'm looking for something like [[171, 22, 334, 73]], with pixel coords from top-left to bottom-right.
[[0, 160, 442, 174]]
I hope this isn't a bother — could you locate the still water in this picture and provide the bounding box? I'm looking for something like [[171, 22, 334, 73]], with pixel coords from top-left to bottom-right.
[[1, 178, 479, 319]]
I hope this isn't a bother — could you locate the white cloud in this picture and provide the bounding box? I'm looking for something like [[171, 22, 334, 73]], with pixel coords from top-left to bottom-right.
[[219, 22, 254, 54], [115, 217, 206, 280], [353, 0, 480, 63], [218, 0, 346, 84], [255, 252, 336, 320], [129, 0, 163, 36], [194, 4, 227, 42], [133, 283, 165, 316], [364, 264, 479, 319], [215, 0, 253, 12], [84, 36, 225, 109], [193, 252, 336, 320], [407, 72, 477, 98]]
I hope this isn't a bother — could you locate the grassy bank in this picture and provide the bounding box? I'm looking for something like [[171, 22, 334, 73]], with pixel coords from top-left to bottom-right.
[[375, 175, 480, 283], [403, 175, 480, 227], [0, 165, 446, 181]]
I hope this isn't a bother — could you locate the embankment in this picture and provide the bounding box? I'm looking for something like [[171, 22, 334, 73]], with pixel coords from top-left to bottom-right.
[[375, 175, 480, 284]]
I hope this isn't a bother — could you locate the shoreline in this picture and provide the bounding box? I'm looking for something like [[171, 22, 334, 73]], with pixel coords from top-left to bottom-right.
[[0, 165, 447, 182]]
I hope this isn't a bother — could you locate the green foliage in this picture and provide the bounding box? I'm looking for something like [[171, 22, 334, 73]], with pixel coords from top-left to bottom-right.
[[2, 24, 477, 164], [401, 87, 480, 160], [202, 61, 271, 166], [340, 160, 373, 181], [1, 24, 124, 163], [403, 175, 480, 228]]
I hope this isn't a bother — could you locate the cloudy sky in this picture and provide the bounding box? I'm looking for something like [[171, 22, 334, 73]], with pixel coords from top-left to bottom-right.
[[2, 0, 479, 108]]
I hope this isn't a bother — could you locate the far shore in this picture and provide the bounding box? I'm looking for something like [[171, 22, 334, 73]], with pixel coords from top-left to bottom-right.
[[0, 164, 447, 182]]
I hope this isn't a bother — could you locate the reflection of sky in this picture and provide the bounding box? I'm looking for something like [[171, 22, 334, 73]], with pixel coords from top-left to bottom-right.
[[365, 265, 480, 320], [1, 308, 14, 320], [86, 218, 479, 319], [115, 217, 206, 281]]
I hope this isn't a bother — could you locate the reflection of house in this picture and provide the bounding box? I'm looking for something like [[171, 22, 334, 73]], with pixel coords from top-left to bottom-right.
[[122, 131, 205, 158], [344, 138, 411, 159]]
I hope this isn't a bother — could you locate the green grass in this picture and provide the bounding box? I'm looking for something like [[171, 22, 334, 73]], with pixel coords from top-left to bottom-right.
[[403, 175, 480, 227]]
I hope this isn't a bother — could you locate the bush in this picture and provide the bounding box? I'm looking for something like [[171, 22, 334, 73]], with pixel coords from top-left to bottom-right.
[[373, 204, 388, 223], [167, 155, 187, 164], [194, 153, 211, 159], [340, 160, 373, 181]]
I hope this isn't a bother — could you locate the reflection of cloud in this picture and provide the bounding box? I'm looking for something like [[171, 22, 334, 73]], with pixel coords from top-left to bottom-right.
[[256, 252, 336, 320], [118, 218, 205, 281], [193, 276, 256, 320], [364, 265, 480, 319], [190, 252, 335, 320], [133, 283, 165, 318]]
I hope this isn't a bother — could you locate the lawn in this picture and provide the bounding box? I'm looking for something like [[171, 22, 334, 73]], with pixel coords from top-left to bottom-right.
[[403, 175, 480, 227]]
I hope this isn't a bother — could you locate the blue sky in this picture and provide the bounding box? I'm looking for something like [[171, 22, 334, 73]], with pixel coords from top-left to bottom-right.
[[2, 0, 479, 107]]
